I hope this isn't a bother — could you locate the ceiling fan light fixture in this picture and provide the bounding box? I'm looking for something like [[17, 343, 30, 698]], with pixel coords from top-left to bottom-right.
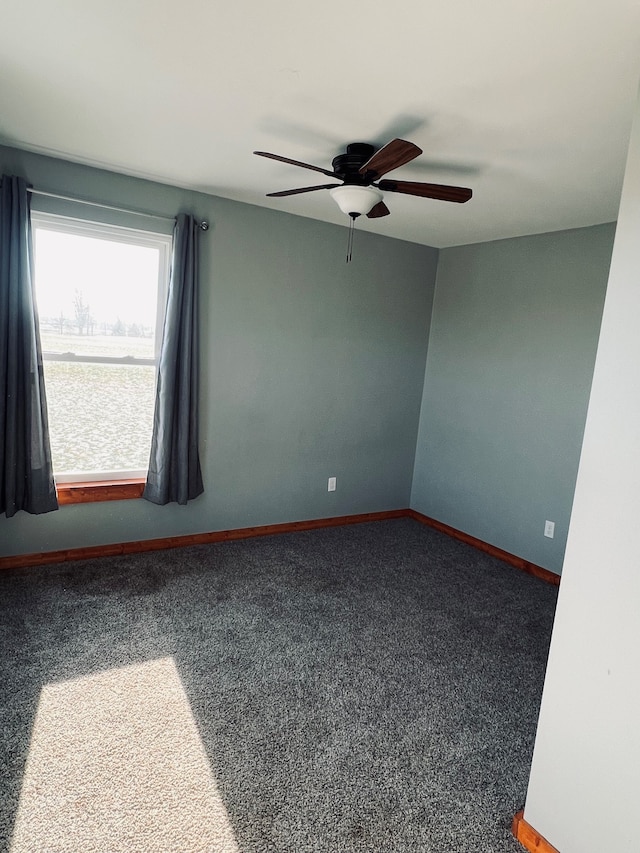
[[330, 185, 383, 218]]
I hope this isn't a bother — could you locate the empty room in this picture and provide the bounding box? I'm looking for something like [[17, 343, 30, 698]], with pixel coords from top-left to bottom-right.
[[2, 2, 640, 852]]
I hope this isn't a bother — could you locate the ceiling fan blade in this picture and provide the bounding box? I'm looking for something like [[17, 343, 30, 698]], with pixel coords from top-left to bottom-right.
[[359, 138, 422, 179], [266, 183, 340, 197], [377, 179, 472, 203], [367, 201, 391, 219], [254, 151, 337, 179]]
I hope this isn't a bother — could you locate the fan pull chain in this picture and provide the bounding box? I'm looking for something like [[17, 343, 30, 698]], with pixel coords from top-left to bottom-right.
[[346, 214, 357, 263]]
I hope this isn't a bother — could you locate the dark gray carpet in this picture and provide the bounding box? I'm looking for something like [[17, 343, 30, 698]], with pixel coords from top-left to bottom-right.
[[0, 518, 557, 852]]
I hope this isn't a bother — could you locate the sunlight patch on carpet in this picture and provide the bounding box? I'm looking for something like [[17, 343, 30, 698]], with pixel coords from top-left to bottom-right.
[[11, 657, 240, 853]]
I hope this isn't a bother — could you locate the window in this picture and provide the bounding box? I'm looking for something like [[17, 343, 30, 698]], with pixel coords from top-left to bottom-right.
[[32, 214, 171, 492]]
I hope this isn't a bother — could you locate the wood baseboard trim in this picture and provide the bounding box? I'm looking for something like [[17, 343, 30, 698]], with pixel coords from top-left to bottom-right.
[[0, 509, 407, 570], [407, 509, 560, 586], [0, 506, 560, 582], [512, 810, 560, 853]]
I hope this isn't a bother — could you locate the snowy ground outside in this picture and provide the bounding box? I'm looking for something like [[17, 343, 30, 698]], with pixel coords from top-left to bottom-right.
[[40, 333, 156, 476]]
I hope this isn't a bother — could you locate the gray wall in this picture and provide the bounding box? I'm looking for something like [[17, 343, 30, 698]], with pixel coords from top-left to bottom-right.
[[411, 225, 615, 573], [0, 145, 438, 557]]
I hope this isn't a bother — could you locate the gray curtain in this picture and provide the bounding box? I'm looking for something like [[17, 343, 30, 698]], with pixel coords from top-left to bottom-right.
[[0, 175, 58, 517], [143, 214, 204, 505]]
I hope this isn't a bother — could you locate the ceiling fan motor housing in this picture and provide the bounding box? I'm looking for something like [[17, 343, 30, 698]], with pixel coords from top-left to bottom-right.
[[331, 143, 377, 185]]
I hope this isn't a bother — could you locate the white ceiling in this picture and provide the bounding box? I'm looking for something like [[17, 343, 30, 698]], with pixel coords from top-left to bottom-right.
[[2, 0, 640, 248]]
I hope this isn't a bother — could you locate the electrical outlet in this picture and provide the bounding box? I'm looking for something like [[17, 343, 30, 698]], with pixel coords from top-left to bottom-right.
[[328, 477, 336, 492], [544, 520, 555, 539]]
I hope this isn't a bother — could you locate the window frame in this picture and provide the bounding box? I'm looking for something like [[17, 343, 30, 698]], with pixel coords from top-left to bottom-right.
[[31, 211, 172, 499]]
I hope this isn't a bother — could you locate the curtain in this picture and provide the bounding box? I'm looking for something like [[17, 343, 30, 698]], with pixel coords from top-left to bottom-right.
[[0, 175, 58, 517], [143, 214, 204, 505]]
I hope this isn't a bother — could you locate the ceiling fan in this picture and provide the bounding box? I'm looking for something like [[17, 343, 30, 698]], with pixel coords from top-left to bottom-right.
[[254, 138, 473, 220]]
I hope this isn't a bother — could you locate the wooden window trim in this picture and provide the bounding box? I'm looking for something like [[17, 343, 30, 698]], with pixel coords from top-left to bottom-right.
[[56, 478, 146, 505]]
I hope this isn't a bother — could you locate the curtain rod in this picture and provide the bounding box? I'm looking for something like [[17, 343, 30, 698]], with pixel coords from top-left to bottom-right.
[[26, 187, 209, 230]]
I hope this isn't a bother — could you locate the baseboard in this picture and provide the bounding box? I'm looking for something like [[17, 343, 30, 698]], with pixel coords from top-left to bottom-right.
[[407, 509, 560, 586], [0, 507, 561, 582], [0, 509, 406, 570], [512, 810, 560, 853]]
